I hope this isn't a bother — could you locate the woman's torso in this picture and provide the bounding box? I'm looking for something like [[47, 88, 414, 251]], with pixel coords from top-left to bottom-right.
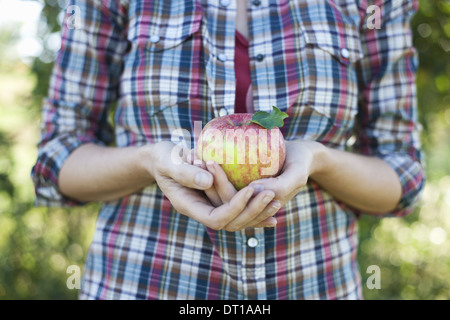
[[80, 0, 364, 300]]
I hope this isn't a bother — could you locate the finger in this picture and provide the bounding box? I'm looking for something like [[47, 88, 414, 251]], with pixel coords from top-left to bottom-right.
[[250, 163, 306, 200], [244, 200, 282, 229], [252, 216, 278, 228], [164, 179, 255, 231], [167, 162, 214, 190], [189, 147, 207, 170], [222, 190, 276, 232], [249, 177, 281, 195], [203, 186, 255, 230], [180, 146, 193, 164], [206, 161, 237, 203], [204, 164, 223, 207], [160, 175, 225, 223], [157, 175, 210, 215], [205, 187, 222, 207]]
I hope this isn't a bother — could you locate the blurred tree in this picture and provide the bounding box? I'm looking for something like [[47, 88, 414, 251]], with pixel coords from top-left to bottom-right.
[[0, 2, 98, 299], [411, 0, 450, 142], [30, 0, 63, 113], [358, 0, 450, 299]]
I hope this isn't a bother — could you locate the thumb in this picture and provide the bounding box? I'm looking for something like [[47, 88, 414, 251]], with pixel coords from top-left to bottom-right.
[[168, 162, 214, 190], [249, 163, 306, 199]]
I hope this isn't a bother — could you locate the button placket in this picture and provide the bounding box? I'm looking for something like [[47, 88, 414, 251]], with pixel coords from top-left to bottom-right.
[[203, 0, 236, 114], [246, 1, 276, 114], [240, 229, 267, 299]]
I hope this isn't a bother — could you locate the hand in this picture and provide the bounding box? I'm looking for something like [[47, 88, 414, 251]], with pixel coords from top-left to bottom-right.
[[248, 140, 326, 208], [203, 161, 279, 230], [187, 147, 278, 230], [149, 141, 274, 231]]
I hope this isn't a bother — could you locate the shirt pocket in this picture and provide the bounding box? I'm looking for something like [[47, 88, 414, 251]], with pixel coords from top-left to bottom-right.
[[294, 2, 364, 128], [122, 1, 203, 114], [139, 8, 202, 52]]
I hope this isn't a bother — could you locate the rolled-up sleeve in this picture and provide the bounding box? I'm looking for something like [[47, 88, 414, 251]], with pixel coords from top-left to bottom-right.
[[354, 0, 425, 217], [31, 0, 129, 207]]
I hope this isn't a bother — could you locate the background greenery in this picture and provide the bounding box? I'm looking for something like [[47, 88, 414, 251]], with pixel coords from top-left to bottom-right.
[[0, 0, 449, 300]]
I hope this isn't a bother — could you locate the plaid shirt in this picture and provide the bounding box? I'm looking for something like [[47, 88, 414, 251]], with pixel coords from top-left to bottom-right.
[[32, 0, 425, 299]]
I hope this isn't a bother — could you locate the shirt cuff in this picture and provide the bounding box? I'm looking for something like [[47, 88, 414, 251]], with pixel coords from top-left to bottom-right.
[[381, 153, 426, 217], [31, 134, 102, 207]]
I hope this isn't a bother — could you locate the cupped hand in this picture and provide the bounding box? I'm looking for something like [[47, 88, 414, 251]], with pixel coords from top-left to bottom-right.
[[247, 140, 325, 208], [205, 161, 280, 230], [189, 148, 280, 230], [150, 141, 276, 231]]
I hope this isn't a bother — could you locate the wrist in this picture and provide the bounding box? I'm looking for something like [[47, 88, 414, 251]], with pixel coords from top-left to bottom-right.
[[307, 141, 330, 179], [136, 144, 158, 182]]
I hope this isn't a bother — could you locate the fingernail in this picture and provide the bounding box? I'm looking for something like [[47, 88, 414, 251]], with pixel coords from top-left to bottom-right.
[[195, 172, 212, 188], [268, 201, 282, 215], [263, 194, 273, 204], [246, 187, 254, 198], [252, 184, 264, 194], [272, 201, 282, 209]]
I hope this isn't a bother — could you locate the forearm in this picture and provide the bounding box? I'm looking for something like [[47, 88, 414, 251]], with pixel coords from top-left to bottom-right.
[[310, 143, 402, 215], [58, 143, 155, 202]]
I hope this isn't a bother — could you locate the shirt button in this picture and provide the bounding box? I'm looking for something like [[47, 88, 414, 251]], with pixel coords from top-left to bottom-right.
[[340, 48, 350, 60], [220, 0, 231, 7], [218, 53, 228, 62], [149, 34, 160, 43], [247, 237, 258, 248], [218, 107, 228, 117], [252, 0, 261, 6], [256, 53, 265, 62]]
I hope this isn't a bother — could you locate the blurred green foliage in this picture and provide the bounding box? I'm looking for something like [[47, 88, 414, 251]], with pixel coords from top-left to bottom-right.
[[359, 0, 450, 299], [0, 0, 449, 299]]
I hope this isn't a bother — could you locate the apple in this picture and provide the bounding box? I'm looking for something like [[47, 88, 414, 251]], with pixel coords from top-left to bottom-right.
[[197, 106, 288, 190]]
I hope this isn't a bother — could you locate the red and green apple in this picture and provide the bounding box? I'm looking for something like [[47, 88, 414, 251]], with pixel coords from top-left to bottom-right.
[[197, 106, 288, 190]]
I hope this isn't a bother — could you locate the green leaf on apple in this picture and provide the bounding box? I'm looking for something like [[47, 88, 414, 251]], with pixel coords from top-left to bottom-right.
[[249, 106, 289, 130]]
